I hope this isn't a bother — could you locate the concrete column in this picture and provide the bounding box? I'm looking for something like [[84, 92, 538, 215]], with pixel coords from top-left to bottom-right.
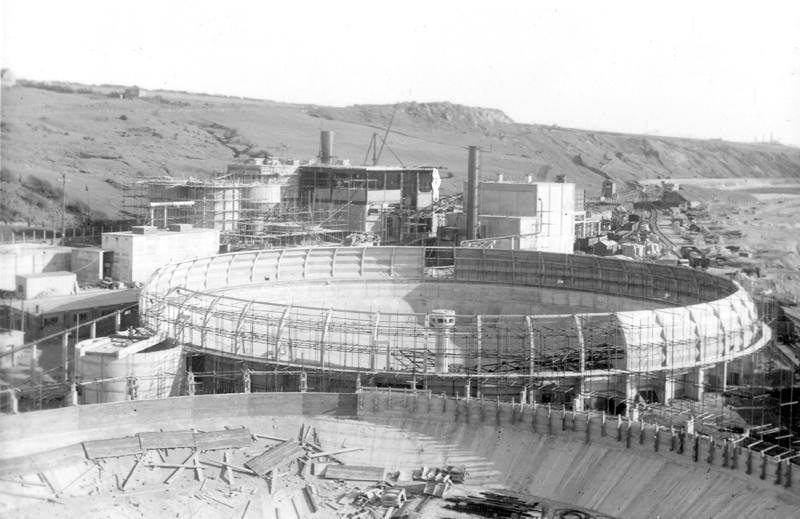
[[722, 361, 728, 392], [127, 377, 138, 401], [527, 386, 539, 405], [90, 322, 96, 339], [30, 343, 37, 387], [62, 333, 69, 384], [300, 371, 308, 393], [186, 371, 196, 396], [69, 382, 79, 406], [429, 310, 456, 373], [574, 315, 586, 412], [9, 389, 19, 414], [664, 375, 675, 405], [626, 374, 637, 420], [115, 311, 122, 332], [693, 367, 706, 401], [243, 369, 252, 394], [369, 312, 380, 371]]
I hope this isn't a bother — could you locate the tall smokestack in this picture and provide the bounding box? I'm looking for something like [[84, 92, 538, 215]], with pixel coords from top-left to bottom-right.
[[320, 131, 334, 164], [466, 146, 480, 241]]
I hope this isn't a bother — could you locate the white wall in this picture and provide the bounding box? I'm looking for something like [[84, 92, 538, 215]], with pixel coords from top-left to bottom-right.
[[478, 182, 575, 253], [102, 229, 220, 283], [15, 272, 77, 299], [0, 245, 72, 291]]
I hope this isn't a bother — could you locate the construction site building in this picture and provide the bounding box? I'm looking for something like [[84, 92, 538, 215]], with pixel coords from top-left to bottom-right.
[[475, 180, 575, 253], [0, 244, 73, 291], [296, 164, 440, 244], [101, 225, 219, 284]]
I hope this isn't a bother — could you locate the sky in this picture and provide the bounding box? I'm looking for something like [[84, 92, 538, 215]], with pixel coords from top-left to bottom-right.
[[3, 1, 799, 146]]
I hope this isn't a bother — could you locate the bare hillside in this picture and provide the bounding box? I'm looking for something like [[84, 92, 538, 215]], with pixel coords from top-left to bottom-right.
[[1, 84, 799, 225]]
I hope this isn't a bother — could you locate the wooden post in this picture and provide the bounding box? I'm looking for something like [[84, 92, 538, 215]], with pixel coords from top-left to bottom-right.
[[90, 321, 97, 339], [115, 311, 122, 332], [9, 389, 19, 414], [69, 382, 79, 406], [62, 333, 69, 383], [30, 343, 38, 388]]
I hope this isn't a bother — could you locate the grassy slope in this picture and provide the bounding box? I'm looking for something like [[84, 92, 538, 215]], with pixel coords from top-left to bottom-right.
[[2, 85, 799, 226]]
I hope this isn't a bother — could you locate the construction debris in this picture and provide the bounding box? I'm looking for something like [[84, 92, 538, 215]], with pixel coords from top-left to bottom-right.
[[445, 491, 541, 518], [324, 465, 387, 482], [0, 423, 473, 518], [244, 440, 305, 476], [413, 464, 467, 484]]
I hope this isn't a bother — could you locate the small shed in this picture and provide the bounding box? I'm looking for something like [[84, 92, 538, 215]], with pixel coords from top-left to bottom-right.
[[123, 86, 147, 99], [594, 239, 619, 256], [621, 243, 644, 258], [16, 272, 78, 300]]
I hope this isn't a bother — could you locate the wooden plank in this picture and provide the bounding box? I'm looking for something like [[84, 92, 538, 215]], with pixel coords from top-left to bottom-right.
[[253, 433, 290, 442], [56, 463, 98, 496], [165, 451, 197, 484], [193, 429, 253, 451], [324, 465, 387, 482], [0, 455, 38, 478], [138, 431, 196, 450], [122, 458, 143, 490], [30, 444, 88, 475], [223, 451, 234, 485], [199, 458, 258, 476], [116, 333, 166, 359], [83, 436, 143, 459], [244, 441, 305, 476], [308, 447, 363, 459], [204, 493, 234, 508], [0, 488, 65, 504], [192, 453, 204, 482]]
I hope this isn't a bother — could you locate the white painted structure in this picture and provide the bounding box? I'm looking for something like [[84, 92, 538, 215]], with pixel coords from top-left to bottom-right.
[[15, 272, 78, 300], [101, 226, 219, 284], [478, 181, 575, 253]]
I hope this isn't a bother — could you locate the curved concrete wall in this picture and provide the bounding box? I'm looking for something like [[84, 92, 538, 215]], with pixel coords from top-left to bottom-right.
[[76, 345, 184, 403], [139, 247, 769, 376], [0, 393, 797, 519]]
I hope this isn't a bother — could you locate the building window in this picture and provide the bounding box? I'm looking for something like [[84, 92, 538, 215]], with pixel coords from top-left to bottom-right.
[[418, 171, 433, 192], [17, 285, 23, 293], [368, 172, 384, 191], [43, 316, 59, 326], [73, 312, 89, 322], [385, 172, 400, 190]]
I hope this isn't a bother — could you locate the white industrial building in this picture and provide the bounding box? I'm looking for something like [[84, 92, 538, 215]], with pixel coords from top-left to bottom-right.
[[101, 225, 220, 284], [476, 181, 576, 253]]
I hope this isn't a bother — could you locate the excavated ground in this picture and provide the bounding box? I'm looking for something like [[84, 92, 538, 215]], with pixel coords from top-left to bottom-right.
[[1, 394, 798, 519]]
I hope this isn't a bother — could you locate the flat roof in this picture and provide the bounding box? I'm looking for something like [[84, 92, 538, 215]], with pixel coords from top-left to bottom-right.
[[102, 228, 218, 237], [298, 165, 436, 172], [783, 306, 800, 326], [72, 247, 112, 253], [0, 244, 72, 254], [17, 271, 76, 279], [13, 288, 139, 314]]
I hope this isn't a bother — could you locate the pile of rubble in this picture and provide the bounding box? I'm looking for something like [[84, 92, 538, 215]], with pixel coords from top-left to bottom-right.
[[0, 422, 470, 518]]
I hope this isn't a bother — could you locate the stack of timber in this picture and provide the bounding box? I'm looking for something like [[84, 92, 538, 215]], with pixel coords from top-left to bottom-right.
[[445, 491, 542, 518]]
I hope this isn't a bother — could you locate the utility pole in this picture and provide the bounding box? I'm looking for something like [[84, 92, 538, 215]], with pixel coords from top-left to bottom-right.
[[61, 172, 67, 245], [85, 184, 90, 225]]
